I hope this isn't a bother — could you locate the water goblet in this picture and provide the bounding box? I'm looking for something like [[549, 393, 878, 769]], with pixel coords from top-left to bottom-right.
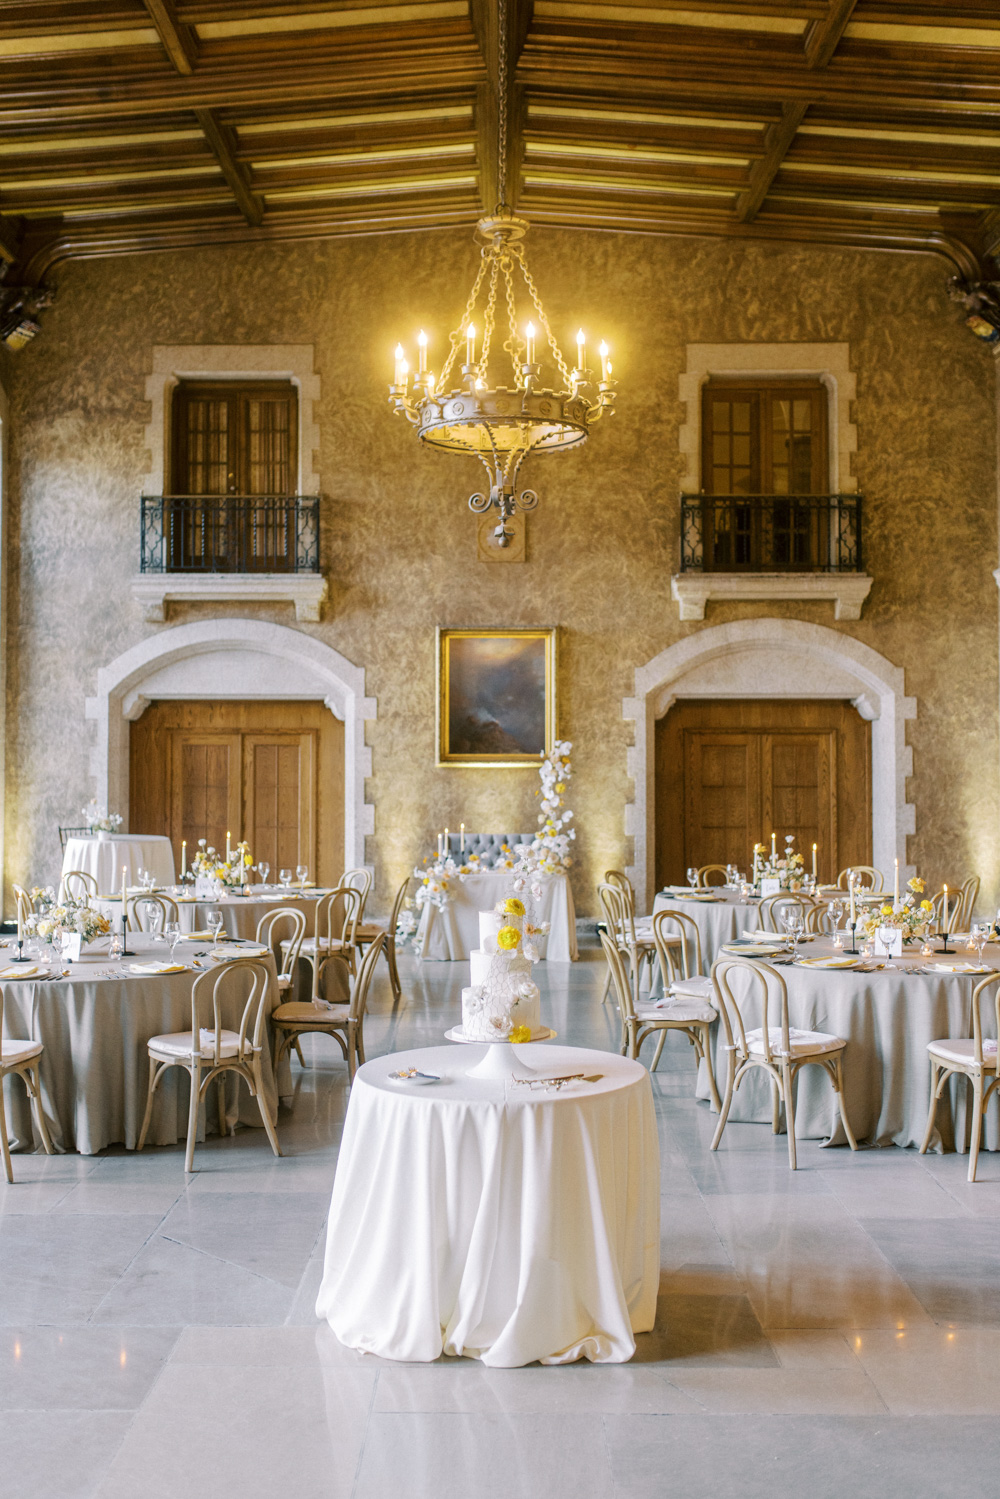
[[296, 863, 308, 887], [208, 910, 225, 947], [686, 867, 698, 891], [164, 920, 181, 964], [788, 913, 805, 955], [972, 921, 990, 968], [280, 868, 293, 891], [258, 862, 270, 890]]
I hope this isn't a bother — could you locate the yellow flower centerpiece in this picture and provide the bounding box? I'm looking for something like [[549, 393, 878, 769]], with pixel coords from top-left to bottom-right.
[[861, 876, 933, 942], [496, 925, 520, 951]]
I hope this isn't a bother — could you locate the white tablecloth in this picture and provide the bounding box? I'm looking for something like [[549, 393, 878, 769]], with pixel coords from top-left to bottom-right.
[[62, 834, 176, 895], [417, 872, 578, 962], [653, 888, 748, 968], [316, 1043, 659, 1366]]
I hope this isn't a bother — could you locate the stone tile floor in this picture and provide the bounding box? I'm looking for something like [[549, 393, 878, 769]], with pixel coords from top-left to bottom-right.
[[3, 937, 1000, 1497]]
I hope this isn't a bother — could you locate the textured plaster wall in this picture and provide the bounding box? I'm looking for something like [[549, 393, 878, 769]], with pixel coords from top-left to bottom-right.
[[2, 229, 997, 916]]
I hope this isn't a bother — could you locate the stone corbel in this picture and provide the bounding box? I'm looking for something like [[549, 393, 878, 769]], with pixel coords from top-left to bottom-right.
[[671, 573, 873, 622], [0, 269, 54, 351]]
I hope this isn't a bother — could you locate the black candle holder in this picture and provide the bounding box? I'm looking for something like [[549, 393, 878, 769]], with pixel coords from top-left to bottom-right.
[[937, 930, 953, 955], [121, 909, 135, 957]]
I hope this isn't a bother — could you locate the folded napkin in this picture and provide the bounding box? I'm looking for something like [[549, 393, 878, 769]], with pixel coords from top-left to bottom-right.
[[129, 961, 187, 975], [797, 956, 858, 970], [212, 944, 269, 958], [932, 961, 991, 974], [258, 893, 298, 902], [0, 963, 46, 979], [179, 931, 217, 940], [739, 931, 786, 945]]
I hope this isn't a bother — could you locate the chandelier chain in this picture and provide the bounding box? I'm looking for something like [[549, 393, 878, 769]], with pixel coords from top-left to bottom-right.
[[512, 246, 573, 386], [501, 253, 523, 387], [497, 0, 508, 208], [439, 253, 489, 387], [478, 256, 501, 374]]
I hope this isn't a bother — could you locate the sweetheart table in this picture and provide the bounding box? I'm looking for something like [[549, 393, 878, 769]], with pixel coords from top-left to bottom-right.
[[316, 1043, 658, 1366], [417, 870, 578, 963]]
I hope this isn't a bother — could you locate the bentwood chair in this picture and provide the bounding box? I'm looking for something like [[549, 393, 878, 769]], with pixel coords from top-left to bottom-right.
[[957, 876, 981, 932], [136, 959, 281, 1174], [60, 869, 98, 903], [928, 883, 979, 934], [293, 886, 363, 992], [758, 894, 814, 935], [257, 906, 308, 1065], [597, 881, 672, 1008], [837, 866, 883, 892], [341, 867, 373, 921], [126, 892, 179, 933], [601, 933, 720, 1101], [920, 973, 1000, 1182], [710, 956, 858, 1170], [355, 875, 410, 1001], [272, 931, 385, 1082], [0, 988, 55, 1183], [697, 864, 728, 888]]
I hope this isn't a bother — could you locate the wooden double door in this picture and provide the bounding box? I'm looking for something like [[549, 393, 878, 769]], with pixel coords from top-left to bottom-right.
[[130, 701, 344, 887], [655, 699, 871, 889]]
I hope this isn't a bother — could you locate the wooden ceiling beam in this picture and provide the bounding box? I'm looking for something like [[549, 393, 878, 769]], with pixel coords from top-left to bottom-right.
[[143, 0, 197, 75], [193, 106, 262, 224], [804, 0, 859, 71], [736, 100, 808, 222]]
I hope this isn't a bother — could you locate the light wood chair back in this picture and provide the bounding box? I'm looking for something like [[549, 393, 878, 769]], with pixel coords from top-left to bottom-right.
[[604, 870, 635, 916], [697, 864, 728, 888], [758, 894, 812, 934], [837, 866, 883, 891], [597, 880, 632, 949], [127, 892, 180, 933], [273, 931, 386, 1081], [60, 869, 98, 903], [600, 929, 637, 1033], [652, 908, 704, 983], [958, 876, 981, 931], [340, 867, 373, 920], [314, 885, 363, 989], [256, 906, 307, 986]]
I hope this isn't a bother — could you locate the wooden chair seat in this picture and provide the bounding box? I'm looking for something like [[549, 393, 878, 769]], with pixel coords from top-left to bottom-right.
[[273, 1000, 349, 1022]]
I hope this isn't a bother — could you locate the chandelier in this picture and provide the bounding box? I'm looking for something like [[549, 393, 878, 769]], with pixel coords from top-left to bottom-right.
[[388, 0, 616, 547]]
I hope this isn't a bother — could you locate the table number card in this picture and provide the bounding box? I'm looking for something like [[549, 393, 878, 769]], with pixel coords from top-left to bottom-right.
[[194, 876, 216, 899], [875, 927, 903, 957], [759, 878, 782, 898], [62, 933, 81, 963]]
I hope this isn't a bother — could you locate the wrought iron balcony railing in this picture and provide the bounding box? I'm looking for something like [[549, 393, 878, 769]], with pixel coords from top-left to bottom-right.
[[680, 493, 863, 574], [140, 495, 320, 575]]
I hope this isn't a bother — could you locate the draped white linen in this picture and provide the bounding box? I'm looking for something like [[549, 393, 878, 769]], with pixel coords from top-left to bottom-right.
[[417, 871, 578, 963], [317, 1044, 658, 1366], [62, 834, 176, 894]]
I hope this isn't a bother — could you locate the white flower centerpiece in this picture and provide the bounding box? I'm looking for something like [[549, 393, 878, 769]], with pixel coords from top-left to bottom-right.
[[82, 800, 123, 838], [753, 835, 806, 893], [29, 887, 111, 948]]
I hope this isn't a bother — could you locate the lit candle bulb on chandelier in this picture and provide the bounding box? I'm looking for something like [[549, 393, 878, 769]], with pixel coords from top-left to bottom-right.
[[394, 343, 405, 384], [599, 341, 610, 380], [525, 321, 536, 365], [466, 323, 476, 365], [417, 329, 428, 373], [576, 328, 586, 371]]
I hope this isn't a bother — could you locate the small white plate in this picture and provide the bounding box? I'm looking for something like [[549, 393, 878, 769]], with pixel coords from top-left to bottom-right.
[[387, 1068, 441, 1084]]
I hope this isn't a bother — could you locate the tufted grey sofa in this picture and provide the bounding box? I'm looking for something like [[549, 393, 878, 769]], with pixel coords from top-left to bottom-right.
[[433, 833, 537, 864]]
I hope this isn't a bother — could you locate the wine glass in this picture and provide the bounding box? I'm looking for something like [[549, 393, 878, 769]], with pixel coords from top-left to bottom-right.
[[971, 921, 990, 968], [788, 912, 805, 954], [686, 867, 698, 891], [258, 861, 270, 890], [164, 920, 181, 964], [280, 868, 293, 891], [295, 863, 308, 887], [208, 909, 225, 947]]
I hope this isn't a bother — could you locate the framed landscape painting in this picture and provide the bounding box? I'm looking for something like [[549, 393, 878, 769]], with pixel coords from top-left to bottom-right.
[[437, 628, 556, 767]]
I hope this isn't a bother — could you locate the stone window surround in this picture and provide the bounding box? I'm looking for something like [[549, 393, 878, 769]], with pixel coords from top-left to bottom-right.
[[673, 342, 871, 620], [622, 618, 915, 911], [134, 344, 325, 622]]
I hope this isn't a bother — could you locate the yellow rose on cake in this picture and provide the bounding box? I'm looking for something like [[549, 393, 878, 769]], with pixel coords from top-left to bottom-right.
[[509, 1025, 531, 1044], [496, 925, 520, 950], [503, 897, 525, 917]]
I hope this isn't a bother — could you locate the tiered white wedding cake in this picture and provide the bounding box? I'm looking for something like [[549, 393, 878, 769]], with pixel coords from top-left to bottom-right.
[[461, 900, 542, 1040]]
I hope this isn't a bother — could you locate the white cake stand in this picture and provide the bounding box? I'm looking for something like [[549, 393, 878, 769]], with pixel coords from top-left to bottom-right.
[[444, 1025, 558, 1081]]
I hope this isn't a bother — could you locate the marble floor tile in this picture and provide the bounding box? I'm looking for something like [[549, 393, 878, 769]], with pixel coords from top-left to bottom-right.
[[1, 1411, 134, 1499], [353, 1413, 616, 1499], [666, 1366, 886, 1414], [90, 1233, 295, 1326], [850, 1327, 1000, 1413], [0, 1215, 161, 1325], [373, 1362, 697, 1415], [151, 1190, 329, 1288], [859, 1218, 1000, 1325], [0, 1326, 178, 1410], [636, 1291, 778, 1368]]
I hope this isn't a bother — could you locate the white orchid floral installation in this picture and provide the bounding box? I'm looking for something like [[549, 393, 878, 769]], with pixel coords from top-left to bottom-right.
[[529, 739, 575, 873], [82, 800, 123, 833]]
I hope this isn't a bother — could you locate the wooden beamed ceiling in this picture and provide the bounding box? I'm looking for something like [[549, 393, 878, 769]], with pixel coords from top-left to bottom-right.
[[1, 0, 999, 304]]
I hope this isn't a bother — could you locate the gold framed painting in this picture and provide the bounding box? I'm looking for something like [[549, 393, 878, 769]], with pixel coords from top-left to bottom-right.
[[436, 628, 556, 767]]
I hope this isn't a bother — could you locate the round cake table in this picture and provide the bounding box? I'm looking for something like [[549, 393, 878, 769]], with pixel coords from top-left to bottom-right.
[[316, 1043, 660, 1367]]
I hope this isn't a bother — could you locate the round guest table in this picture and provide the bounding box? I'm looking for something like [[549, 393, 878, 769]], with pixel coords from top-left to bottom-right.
[[0, 935, 287, 1155], [172, 887, 335, 940], [61, 834, 176, 895], [698, 937, 1000, 1151], [652, 885, 880, 969], [316, 1043, 659, 1366]]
